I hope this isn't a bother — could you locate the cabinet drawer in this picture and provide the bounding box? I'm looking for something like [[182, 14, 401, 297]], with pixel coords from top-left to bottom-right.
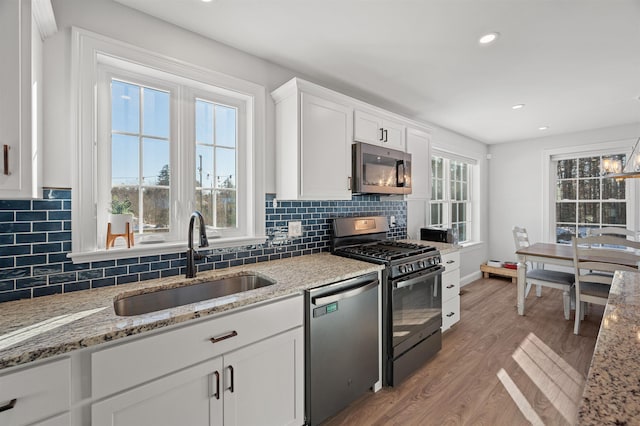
[[442, 296, 460, 331], [441, 251, 460, 273], [92, 295, 303, 399], [442, 269, 460, 302], [0, 358, 70, 426]]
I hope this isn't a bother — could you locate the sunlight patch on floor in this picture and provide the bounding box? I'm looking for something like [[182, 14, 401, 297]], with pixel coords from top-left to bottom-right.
[[497, 368, 544, 426]]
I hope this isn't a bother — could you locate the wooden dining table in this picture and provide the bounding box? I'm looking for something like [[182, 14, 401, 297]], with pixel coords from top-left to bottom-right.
[[515, 242, 639, 315]]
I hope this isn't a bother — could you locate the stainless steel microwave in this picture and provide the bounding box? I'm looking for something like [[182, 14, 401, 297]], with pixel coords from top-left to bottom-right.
[[352, 142, 412, 195]]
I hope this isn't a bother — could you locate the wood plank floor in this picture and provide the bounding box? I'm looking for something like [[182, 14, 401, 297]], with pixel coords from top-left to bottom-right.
[[323, 277, 603, 426]]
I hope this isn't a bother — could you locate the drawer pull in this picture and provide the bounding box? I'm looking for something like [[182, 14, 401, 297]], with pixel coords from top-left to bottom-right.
[[227, 365, 235, 393], [0, 398, 16, 413], [3, 145, 9, 176], [446, 260, 455, 264], [209, 330, 238, 344], [446, 284, 455, 289], [446, 312, 455, 317]]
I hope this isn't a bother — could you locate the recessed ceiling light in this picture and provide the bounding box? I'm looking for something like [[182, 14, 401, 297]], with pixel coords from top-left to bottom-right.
[[512, 104, 525, 110], [539, 126, 549, 131], [479, 32, 500, 45], [201, 0, 213, 2]]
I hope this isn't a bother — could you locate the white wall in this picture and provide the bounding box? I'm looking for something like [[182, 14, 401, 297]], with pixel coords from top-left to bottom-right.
[[431, 126, 489, 283], [488, 123, 639, 263]]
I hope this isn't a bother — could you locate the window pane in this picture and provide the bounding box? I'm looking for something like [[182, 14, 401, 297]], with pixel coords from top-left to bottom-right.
[[112, 134, 139, 186], [142, 138, 170, 186], [458, 203, 467, 222], [142, 187, 170, 233], [451, 203, 458, 222], [430, 203, 442, 225], [556, 202, 576, 223], [556, 226, 575, 244], [216, 189, 236, 228], [142, 87, 169, 138], [456, 223, 466, 242], [579, 225, 598, 238], [602, 178, 625, 200], [556, 180, 576, 200], [578, 157, 600, 178], [602, 202, 626, 225], [196, 100, 214, 144], [215, 147, 236, 189], [215, 105, 237, 148], [111, 80, 139, 134], [557, 159, 576, 179], [196, 145, 214, 188], [578, 178, 600, 200], [195, 189, 214, 227], [578, 202, 600, 224]]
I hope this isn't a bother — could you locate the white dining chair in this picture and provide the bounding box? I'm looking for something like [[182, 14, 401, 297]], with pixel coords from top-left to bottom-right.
[[571, 235, 640, 335], [586, 227, 639, 241], [513, 226, 575, 319]]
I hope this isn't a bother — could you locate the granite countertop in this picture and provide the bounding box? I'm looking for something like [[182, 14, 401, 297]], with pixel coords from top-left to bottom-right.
[[0, 253, 383, 371], [578, 270, 640, 425]]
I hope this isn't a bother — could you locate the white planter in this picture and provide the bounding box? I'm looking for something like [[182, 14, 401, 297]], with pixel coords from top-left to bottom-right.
[[108, 213, 133, 235]]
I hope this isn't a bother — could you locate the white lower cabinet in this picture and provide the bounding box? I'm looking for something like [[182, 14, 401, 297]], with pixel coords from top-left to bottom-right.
[[0, 358, 70, 426], [441, 251, 461, 332], [90, 295, 304, 426]]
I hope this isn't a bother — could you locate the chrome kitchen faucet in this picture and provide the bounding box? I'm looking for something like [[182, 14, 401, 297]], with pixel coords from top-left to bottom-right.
[[186, 211, 209, 278]]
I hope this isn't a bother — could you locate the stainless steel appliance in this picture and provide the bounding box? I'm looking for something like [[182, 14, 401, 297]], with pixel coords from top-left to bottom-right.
[[420, 227, 458, 244], [331, 216, 444, 386], [352, 142, 412, 195], [304, 272, 380, 426]]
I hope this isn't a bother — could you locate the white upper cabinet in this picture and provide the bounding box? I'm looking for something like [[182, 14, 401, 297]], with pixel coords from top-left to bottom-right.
[[272, 79, 353, 200], [0, 0, 55, 199], [405, 126, 431, 200], [354, 109, 405, 151]]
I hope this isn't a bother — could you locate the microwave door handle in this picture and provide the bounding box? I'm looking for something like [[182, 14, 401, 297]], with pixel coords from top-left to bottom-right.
[[397, 160, 405, 187]]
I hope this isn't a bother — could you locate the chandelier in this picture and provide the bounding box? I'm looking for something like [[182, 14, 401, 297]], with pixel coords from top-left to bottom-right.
[[602, 137, 640, 180]]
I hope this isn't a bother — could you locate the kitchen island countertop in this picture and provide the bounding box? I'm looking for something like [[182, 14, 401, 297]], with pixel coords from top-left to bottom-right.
[[578, 270, 640, 424], [0, 253, 383, 371]]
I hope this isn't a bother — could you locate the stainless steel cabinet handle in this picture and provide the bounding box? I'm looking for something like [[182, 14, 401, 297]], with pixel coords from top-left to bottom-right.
[[209, 330, 238, 344], [383, 129, 388, 142], [212, 371, 220, 400], [446, 312, 455, 317], [379, 127, 384, 141], [3, 145, 9, 176], [446, 284, 455, 289], [227, 365, 234, 393], [348, 176, 352, 190], [446, 260, 455, 264], [0, 398, 16, 413]]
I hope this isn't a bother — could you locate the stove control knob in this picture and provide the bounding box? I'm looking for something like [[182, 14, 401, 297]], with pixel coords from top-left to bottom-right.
[[409, 264, 414, 272], [399, 265, 407, 274], [418, 261, 426, 268]]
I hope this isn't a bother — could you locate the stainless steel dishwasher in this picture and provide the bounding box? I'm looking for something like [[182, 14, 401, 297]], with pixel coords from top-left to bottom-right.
[[304, 272, 379, 426]]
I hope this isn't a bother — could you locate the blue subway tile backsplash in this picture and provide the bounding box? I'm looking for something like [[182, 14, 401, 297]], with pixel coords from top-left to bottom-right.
[[0, 189, 406, 302]]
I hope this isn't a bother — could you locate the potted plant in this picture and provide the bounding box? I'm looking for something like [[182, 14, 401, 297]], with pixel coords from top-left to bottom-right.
[[107, 197, 134, 248]]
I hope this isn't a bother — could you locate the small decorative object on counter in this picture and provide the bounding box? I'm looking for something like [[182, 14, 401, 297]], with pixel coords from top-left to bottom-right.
[[107, 197, 134, 249]]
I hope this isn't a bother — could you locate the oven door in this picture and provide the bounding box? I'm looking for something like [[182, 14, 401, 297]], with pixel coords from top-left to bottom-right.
[[390, 265, 443, 358]]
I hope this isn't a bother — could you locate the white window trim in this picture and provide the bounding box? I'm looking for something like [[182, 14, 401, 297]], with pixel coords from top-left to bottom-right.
[[69, 27, 266, 263], [542, 139, 639, 243], [430, 147, 480, 244]]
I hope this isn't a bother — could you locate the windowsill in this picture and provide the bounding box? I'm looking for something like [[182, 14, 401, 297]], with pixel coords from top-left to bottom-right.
[[457, 240, 484, 251], [68, 235, 268, 264]]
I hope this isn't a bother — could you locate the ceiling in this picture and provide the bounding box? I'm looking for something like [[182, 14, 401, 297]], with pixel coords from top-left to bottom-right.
[[114, 0, 640, 144]]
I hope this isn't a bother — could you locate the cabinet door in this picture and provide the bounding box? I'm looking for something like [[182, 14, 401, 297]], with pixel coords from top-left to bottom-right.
[[0, 0, 42, 198], [92, 357, 224, 426], [405, 127, 431, 199], [381, 119, 406, 151], [223, 327, 304, 426], [300, 93, 352, 200], [442, 296, 460, 331], [354, 110, 383, 145]]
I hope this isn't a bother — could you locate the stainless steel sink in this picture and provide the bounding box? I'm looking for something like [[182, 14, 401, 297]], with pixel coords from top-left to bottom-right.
[[114, 273, 276, 316]]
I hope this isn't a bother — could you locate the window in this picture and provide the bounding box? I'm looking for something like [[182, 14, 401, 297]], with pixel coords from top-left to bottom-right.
[[71, 29, 265, 262], [554, 154, 627, 243], [430, 155, 474, 243]]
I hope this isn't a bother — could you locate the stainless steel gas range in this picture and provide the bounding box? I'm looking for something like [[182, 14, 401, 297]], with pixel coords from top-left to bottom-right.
[[331, 216, 444, 386]]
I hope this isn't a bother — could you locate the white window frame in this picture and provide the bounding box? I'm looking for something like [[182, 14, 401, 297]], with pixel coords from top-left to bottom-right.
[[429, 148, 479, 244], [543, 139, 639, 244], [69, 28, 266, 262]]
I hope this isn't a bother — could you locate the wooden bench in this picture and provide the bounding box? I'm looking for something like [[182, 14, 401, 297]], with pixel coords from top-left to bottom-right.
[[480, 263, 517, 283]]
